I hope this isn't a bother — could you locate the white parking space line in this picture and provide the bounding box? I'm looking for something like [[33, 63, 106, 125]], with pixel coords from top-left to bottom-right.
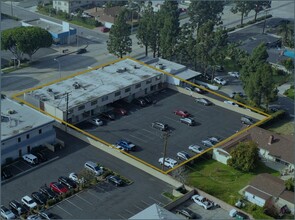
[[86, 190, 102, 200], [141, 200, 150, 206], [57, 205, 73, 216], [141, 128, 155, 135], [163, 115, 179, 123], [134, 204, 144, 210], [129, 134, 148, 143], [95, 186, 111, 195], [65, 199, 83, 210], [11, 164, 25, 172], [141, 129, 162, 139], [149, 196, 164, 206], [124, 209, 134, 215], [76, 194, 93, 206], [134, 132, 155, 140], [117, 214, 127, 219]]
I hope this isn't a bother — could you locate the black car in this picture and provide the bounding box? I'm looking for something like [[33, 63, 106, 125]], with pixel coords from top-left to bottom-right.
[[9, 200, 28, 215], [39, 211, 58, 219], [133, 98, 146, 107], [39, 186, 57, 199], [76, 48, 87, 54], [142, 95, 153, 104], [99, 112, 115, 120], [31, 192, 48, 205], [32, 152, 47, 162], [58, 176, 77, 189], [107, 175, 123, 186], [236, 211, 249, 219], [1, 167, 13, 180], [176, 208, 197, 219]]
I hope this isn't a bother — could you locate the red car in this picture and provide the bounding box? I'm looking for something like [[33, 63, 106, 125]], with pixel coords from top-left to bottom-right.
[[174, 110, 190, 117], [114, 108, 128, 116], [49, 182, 68, 195], [101, 27, 110, 33]]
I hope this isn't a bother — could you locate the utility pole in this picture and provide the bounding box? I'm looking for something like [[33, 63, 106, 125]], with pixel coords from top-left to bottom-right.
[[262, 9, 269, 34], [162, 130, 170, 171], [65, 92, 69, 132]]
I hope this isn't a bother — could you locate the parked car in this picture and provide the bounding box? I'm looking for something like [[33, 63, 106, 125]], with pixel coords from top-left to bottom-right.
[[208, 136, 221, 144], [58, 176, 77, 189], [27, 215, 41, 220], [99, 112, 115, 120], [235, 211, 249, 219], [201, 139, 214, 147], [180, 117, 195, 126], [142, 95, 153, 104], [158, 157, 178, 168], [39, 186, 57, 199], [194, 87, 207, 94], [177, 151, 191, 160], [69, 172, 85, 184], [1, 167, 13, 180], [230, 91, 244, 99], [151, 121, 168, 131], [84, 161, 103, 176], [191, 194, 213, 209], [76, 48, 87, 54], [133, 98, 146, 107], [32, 152, 47, 163], [49, 182, 68, 195], [31, 192, 47, 205], [21, 196, 37, 209], [39, 211, 58, 219], [9, 200, 28, 215], [213, 76, 227, 85], [1, 205, 15, 220], [176, 208, 197, 219], [201, 73, 212, 81], [241, 116, 254, 125], [195, 98, 212, 106], [174, 110, 190, 117], [89, 118, 103, 126], [22, 154, 39, 165], [215, 65, 224, 72], [107, 175, 123, 186], [101, 27, 110, 32], [188, 145, 204, 154], [113, 107, 128, 116], [228, 71, 240, 78], [116, 139, 136, 151], [224, 100, 239, 107]]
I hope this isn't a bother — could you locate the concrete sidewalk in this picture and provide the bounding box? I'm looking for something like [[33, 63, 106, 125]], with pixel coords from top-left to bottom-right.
[[277, 83, 292, 96]]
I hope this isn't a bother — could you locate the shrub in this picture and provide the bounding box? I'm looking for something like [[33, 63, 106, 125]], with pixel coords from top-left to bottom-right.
[[102, 170, 113, 179], [46, 198, 56, 207], [260, 110, 287, 128]]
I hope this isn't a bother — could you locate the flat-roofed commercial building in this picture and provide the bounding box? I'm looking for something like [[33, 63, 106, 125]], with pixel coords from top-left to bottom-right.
[[24, 58, 166, 124], [1, 97, 56, 164]]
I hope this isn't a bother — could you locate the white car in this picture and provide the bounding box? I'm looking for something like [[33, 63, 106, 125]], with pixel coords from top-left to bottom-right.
[[27, 215, 41, 220], [158, 157, 178, 168], [208, 137, 221, 144], [223, 100, 239, 107], [21, 195, 37, 209], [69, 172, 85, 184], [89, 118, 103, 126], [0, 205, 15, 220], [176, 151, 191, 160], [191, 194, 213, 209], [188, 145, 204, 154], [201, 140, 214, 147], [213, 77, 227, 85], [228, 71, 240, 78]]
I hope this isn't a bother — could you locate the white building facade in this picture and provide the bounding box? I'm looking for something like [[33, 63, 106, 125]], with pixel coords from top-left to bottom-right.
[[53, 0, 102, 13]]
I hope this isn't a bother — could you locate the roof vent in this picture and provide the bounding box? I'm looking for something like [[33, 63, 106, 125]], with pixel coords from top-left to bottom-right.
[[268, 135, 274, 145], [133, 65, 139, 69], [47, 88, 53, 92], [7, 109, 17, 114], [116, 67, 127, 73], [156, 63, 164, 70], [73, 82, 81, 89]]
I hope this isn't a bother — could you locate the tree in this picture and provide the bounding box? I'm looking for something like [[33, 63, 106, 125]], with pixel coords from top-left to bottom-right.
[[107, 9, 132, 58], [227, 141, 259, 172], [1, 26, 52, 66], [188, 0, 224, 30], [253, 1, 271, 22], [281, 58, 294, 72], [278, 20, 294, 48], [285, 178, 294, 191], [231, 1, 255, 25]]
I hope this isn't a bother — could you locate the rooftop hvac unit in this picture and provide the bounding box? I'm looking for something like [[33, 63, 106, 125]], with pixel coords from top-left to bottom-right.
[[116, 67, 127, 73], [7, 109, 17, 114], [156, 63, 165, 70], [73, 82, 81, 89]]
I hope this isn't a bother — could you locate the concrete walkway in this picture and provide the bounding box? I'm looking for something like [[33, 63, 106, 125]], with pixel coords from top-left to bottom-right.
[[277, 83, 293, 96]]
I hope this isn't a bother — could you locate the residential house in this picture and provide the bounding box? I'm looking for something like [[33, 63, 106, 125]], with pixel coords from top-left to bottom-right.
[[53, 0, 103, 13], [212, 126, 294, 173], [243, 173, 294, 214]]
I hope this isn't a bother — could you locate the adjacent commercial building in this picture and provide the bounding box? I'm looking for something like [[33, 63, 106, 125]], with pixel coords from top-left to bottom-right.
[[1, 97, 56, 164], [53, 0, 103, 13]]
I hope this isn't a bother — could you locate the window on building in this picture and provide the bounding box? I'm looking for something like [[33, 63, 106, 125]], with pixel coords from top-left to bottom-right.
[[26, 134, 30, 139], [18, 137, 21, 142], [146, 80, 152, 84], [125, 87, 131, 93], [91, 100, 97, 106], [115, 91, 121, 97], [102, 96, 108, 102], [39, 129, 42, 134], [78, 105, 85, 111], [135, 83, 141, 88]]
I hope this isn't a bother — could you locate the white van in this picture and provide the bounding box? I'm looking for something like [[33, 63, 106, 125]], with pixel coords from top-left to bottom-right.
[[22, 154, 39, 165], [84, 161, 103, 176]]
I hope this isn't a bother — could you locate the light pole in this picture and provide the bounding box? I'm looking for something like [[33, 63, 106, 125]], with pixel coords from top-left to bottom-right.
[[161, 130, 170, 171], [262, 9, 269, 34], [54, 58, 61, 79]]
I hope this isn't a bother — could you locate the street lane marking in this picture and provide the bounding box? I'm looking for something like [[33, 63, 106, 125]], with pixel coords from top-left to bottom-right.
[[76, 194, 93, 206], [65, 199, 83, 210], [57, 205, 73, 216]]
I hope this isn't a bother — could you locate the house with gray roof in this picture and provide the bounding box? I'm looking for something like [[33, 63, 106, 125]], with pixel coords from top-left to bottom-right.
[[1, 97, 56, 164]]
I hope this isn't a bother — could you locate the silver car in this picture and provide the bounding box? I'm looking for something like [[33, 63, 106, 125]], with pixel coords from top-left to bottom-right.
[[201, 140, 214, 147], [177, 151, 191, 160], [188, 145, 204, 154], [195, 98, 212, 106], [0, 205, 15, 220]]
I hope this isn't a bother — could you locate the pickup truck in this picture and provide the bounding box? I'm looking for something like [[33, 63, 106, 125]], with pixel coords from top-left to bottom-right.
[[191, 194, 213, 209], [116, 140, 136, 151]]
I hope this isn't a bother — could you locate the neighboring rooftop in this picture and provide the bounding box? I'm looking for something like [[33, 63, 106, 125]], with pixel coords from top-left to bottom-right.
[[129, 204, 179, 220], [27, 58, 163, 111], [1, 98, 55, 141], [142, 57, 187, 74]]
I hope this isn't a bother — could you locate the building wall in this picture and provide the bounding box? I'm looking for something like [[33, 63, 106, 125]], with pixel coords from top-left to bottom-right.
[[53, 0, 101, 13], [244, 191, 266, 207], [1, 123, 56, 164], [53, 0, 70, 13], [212, 148, 230, 165]]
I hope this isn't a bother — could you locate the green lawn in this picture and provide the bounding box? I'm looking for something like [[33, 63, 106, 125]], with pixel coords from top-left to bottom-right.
[[284, 85, 294, 100], [186, 157, 279, 219], [268, 118, 294, 135]]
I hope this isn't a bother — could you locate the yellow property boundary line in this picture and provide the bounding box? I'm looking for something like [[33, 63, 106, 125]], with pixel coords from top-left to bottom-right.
[[12, 56, 272, 175]]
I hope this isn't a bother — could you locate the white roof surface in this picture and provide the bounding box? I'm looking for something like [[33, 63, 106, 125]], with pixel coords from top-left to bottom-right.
[[129, 204, 179, 219]]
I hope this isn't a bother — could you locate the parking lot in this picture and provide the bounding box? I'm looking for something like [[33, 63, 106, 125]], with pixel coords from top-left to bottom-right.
[[79, 89, 245, 169], [1, 130, 172, 219]]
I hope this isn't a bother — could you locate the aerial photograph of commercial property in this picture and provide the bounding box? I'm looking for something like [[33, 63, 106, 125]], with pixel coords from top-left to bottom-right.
[[0, 0, 294, 219]]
